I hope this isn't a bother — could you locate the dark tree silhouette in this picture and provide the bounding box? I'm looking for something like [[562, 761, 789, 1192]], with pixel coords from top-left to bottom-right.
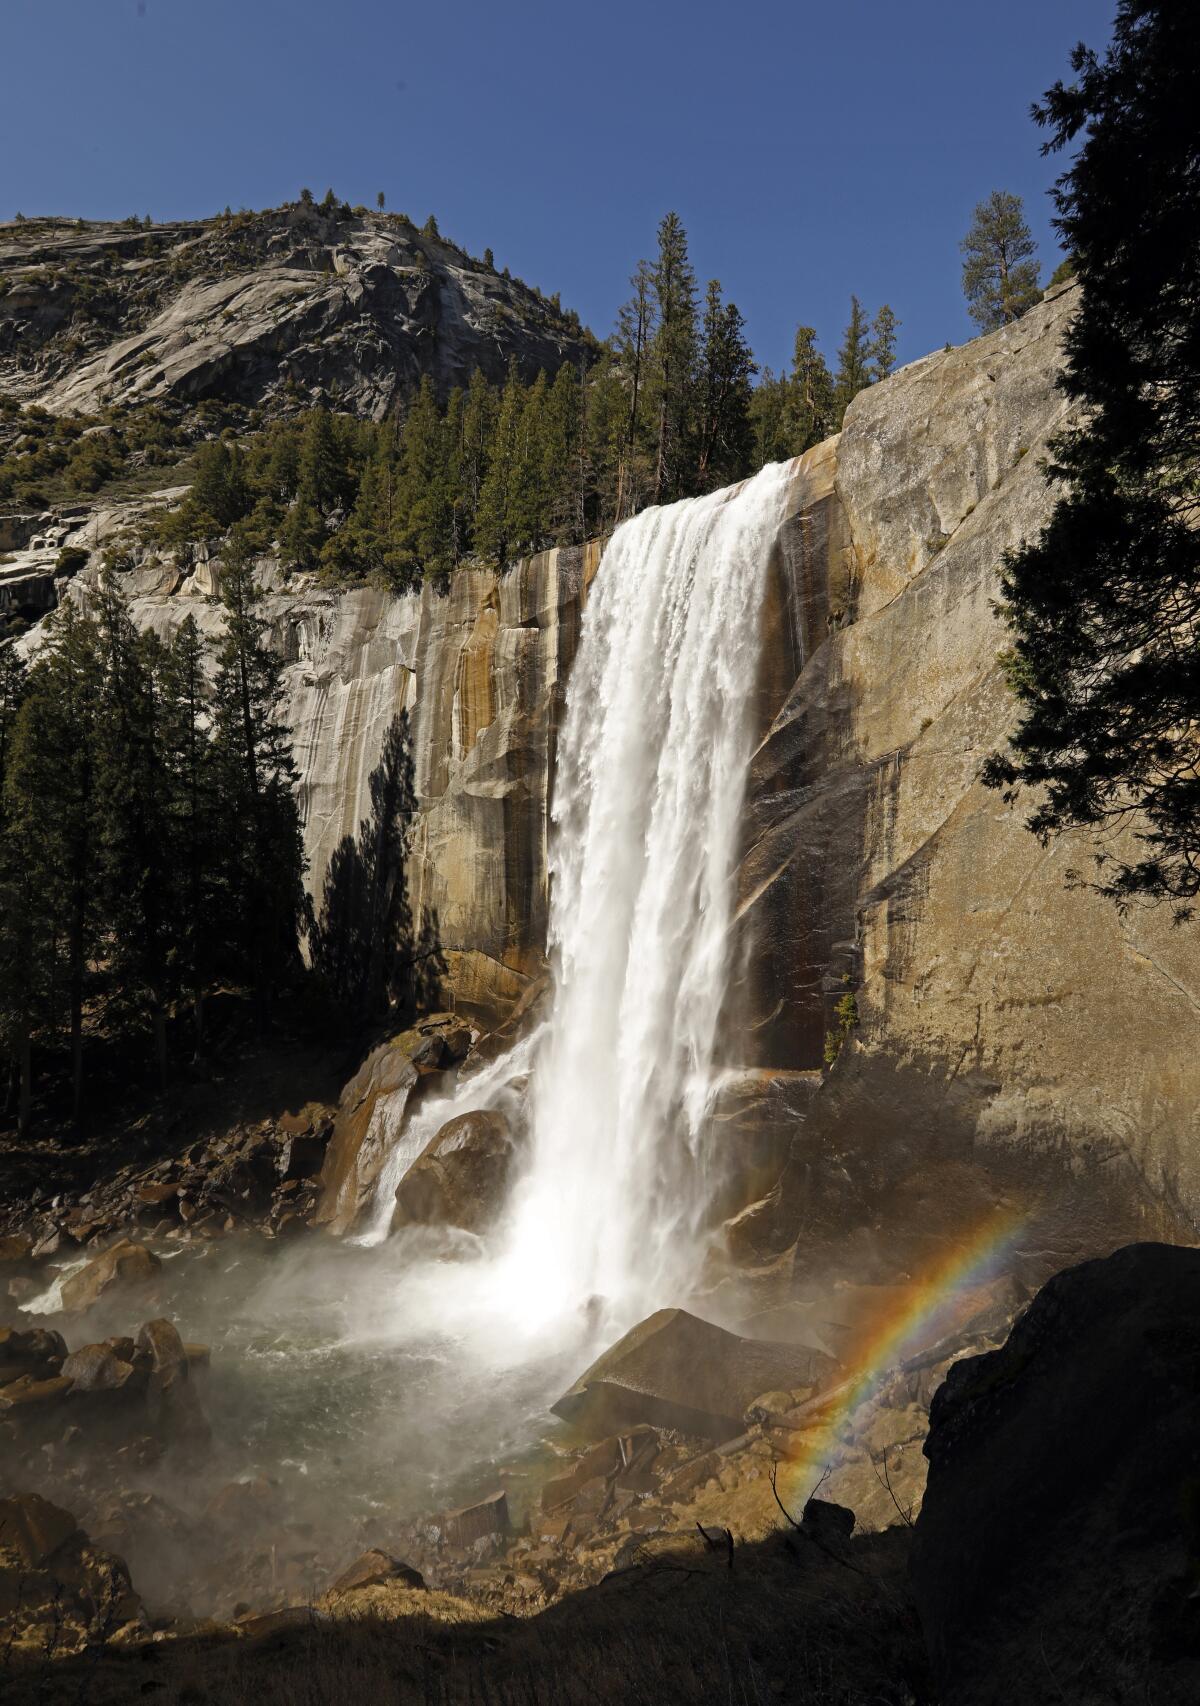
[[983, 2, 1200, 916], [310, 711, 444, 1025]]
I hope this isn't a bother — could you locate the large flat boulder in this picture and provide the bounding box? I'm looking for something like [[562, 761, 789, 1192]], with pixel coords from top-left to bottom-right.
[[392, 1108, 515, 1234], [911, 1243, 1200, 1705], [553, 1308, 834, 1441]]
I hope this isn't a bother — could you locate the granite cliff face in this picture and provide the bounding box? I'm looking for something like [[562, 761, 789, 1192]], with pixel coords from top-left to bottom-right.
[[0, 207, 590, 418], [733, 280, 1200, 1262], [10, 278, 1199, 1248]]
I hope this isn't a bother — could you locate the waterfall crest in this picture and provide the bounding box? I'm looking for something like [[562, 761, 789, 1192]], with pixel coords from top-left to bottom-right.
[[369, 461, 795, 1345]]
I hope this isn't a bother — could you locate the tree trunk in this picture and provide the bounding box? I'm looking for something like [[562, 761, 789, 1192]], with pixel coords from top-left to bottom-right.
[[17, 1024, 31, 1139], [153, 1009, 168, 1094], [69, 962, 83, 1125]]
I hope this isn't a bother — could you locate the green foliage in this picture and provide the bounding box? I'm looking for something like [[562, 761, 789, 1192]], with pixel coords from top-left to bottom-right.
[[208, 533, 307, 1005], [1047, 255, 1076, 289], [960, 191, 1041, 331], [823, 989, 859, 1066], [0, 573, 307, 1125], [695, 280, 757, 491], [833, 296, 874, 427], [983, 1, 1200, 917], [0, 402, 192, 507], [648, 211, 699, 504], [869, 305, 900, 383], [55, 546, 90, 577]]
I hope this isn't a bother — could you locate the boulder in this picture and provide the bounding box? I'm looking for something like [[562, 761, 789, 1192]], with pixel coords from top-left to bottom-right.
[[60, 1239, 161, 1314], [540, 1426, 661, 1511], [61, 1342, 137, 1393], [911, 1243, 1200, 1705], [314, 1016, 472, 1236], [329, 1549, 426, 1595], [0, 1493, 81, 1568], [553, 1308, 835, 1440], [392, 1108, 515, 1234], [0, 1494, 142, 1652], [0, 1325, 67, 1385], [0, 1374, 74, 1411], [440, 1489, 509, 1550], [0, 1231, 35, 1269], [136, 1317, 209, 1446]]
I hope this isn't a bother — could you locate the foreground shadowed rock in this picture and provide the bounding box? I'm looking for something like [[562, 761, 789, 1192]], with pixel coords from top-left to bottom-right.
[[0, 1493, 143, 1655], [911, 1242, 1200, 1704], [1, 1524, 927, 1705]]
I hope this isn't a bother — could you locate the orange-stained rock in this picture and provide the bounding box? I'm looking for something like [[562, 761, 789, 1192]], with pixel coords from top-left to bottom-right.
[[60, 1239, 161, 1315], [314, 1015, 472, 1236]]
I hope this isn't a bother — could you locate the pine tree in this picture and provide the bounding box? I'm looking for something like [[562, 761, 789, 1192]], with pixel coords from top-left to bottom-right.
[[543, 362, 584, 546], [869, 305, 900, 383], [330, 430, 401, 583], [296, 407, 350, 516], [695, 280, 756, 491], [583, 351, 629, 536], [648, 213, 698, 504], [0, 644, 31, 1125], [749, 369, 793, 467], [475, 363, 524, 568], [461, 368, 497, 541], [281, 409, 349, 571], [3, 601, 102, 1120], [833, 297, 874, 427], [787, 326, 835, 452], [614, 259, 656, 519], [209, 532, 306, 1010], [960, 191, 1041, 332], [0, 644, 23, 803], [91, 575, 174, 1085], [158, 614, 218, 1049], [510, 369, 551, 555], [395, 375, 456, 584], [983, 1, 1200, 915], [187, 440, 250, 532]]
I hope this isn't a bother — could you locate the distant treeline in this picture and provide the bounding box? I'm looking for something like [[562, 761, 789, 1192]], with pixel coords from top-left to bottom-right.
[[142, 213, 899, 588]]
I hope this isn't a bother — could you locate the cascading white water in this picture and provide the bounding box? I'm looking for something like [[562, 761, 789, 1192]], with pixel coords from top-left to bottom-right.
[[367, 460, 795, 1351]]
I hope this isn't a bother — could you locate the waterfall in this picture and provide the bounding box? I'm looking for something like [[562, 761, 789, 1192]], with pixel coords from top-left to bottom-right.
[[369, 461, 795, 1348]]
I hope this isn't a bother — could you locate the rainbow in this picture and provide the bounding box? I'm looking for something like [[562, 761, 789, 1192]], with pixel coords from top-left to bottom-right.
[[776, 1209, 1025, 1508]]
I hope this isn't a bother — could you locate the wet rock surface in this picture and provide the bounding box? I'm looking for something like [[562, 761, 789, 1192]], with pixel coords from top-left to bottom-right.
[[392, 1107, 515, 1234]]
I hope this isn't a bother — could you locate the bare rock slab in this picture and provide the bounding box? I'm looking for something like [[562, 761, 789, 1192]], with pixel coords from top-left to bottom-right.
[[553, 1308, 835, 1441]]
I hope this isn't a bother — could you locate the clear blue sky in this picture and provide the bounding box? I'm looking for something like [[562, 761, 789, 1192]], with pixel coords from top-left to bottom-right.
[[2, 0, 1114, 373]]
